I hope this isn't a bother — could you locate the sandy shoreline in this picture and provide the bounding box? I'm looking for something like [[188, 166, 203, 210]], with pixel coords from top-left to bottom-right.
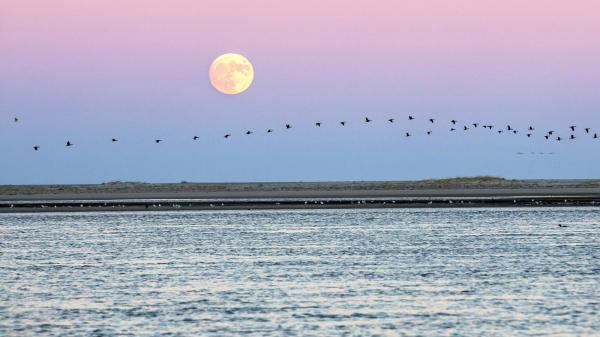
[[2, 178, 600, 213]]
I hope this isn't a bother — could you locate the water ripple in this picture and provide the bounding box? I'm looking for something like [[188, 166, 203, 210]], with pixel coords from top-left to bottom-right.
[[1, 207, 599, 336]]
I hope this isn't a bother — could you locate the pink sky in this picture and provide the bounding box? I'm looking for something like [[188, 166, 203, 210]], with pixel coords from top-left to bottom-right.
[[1, 1, 600, 182], [3, 1, 599, 93]]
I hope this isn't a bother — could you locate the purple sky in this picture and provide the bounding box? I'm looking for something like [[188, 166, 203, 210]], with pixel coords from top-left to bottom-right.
[[1, 0, 599, 183]]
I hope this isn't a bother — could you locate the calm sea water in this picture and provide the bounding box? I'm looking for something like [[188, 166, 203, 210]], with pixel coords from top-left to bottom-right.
[[1, 208, 599, 336]]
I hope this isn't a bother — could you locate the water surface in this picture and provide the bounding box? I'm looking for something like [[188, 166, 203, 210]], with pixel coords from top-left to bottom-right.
[[1, 208, 599, 336]]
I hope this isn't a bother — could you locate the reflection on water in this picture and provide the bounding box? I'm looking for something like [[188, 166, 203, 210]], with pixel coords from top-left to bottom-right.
[[1, 208, 599, 336]]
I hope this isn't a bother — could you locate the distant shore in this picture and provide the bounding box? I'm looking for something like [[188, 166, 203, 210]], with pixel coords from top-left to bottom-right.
[[1, 177, 600, 213]]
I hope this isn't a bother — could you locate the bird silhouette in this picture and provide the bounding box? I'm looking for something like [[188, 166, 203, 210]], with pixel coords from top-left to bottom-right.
[[8, 111, 600, 155]]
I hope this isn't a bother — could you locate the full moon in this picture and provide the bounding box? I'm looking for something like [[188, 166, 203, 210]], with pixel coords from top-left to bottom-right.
[[209, 53, 254, 95]]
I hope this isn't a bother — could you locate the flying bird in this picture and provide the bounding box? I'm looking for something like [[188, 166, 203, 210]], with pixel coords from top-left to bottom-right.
[[11, 112, 599, 153]]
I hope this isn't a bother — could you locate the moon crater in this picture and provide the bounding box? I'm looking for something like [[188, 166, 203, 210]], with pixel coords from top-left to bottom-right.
[[209, 53, 254, 95]]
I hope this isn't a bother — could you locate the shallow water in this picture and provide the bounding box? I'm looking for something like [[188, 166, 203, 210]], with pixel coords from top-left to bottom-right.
[[1, 208, 599, 336]]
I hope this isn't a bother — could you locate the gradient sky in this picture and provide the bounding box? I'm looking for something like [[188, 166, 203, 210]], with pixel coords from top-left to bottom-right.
[[1, 0, 600, 184]]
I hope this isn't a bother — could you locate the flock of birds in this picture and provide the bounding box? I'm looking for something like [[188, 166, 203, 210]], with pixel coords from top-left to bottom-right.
[[9, 115, 600, 151]]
